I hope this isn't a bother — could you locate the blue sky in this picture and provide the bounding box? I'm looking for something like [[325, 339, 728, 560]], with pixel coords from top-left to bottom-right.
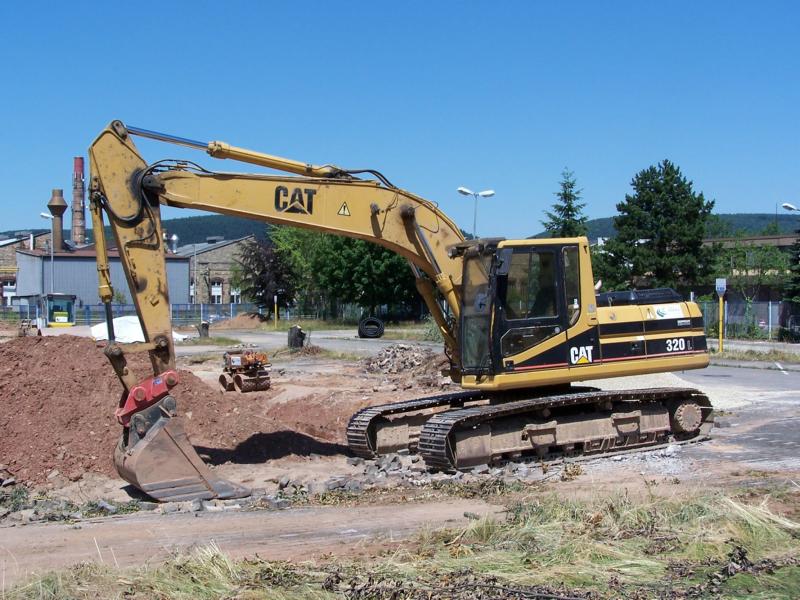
[[1, 1, 798, 239]]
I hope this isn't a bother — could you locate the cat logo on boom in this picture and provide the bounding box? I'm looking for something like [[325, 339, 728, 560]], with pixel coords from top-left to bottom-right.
[[274, 186, 315, 214], [570, 345, 594, 365]]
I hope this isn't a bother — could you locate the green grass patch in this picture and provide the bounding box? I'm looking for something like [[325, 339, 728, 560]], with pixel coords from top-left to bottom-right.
[[270, 345, 363, 362], [182, 351, 222, 364], [711, 347, 800, 364], [258, 319, 358, 332], [0, 485, 30, 512]]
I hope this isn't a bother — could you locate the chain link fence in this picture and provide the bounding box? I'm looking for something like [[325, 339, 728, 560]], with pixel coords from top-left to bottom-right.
[[0, 303, 263, 326], [697, 300, 791, 340]]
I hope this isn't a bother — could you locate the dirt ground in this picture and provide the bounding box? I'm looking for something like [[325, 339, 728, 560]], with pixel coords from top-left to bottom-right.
[[0, 335, 444, 490], [2, 332, 800, 595]]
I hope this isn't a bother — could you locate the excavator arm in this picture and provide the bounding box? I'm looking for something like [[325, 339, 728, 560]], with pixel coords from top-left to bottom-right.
[[88, 120, 466, 501]]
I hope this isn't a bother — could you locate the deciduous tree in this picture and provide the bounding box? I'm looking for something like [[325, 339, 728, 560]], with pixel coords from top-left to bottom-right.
[[235, 238, 295, 313], [269, 226, 417, 317]]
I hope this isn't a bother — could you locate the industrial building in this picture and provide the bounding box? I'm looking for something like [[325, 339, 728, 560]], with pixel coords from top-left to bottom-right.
[[11, 159, 190, 318], [0, 231, 51, 305], [14, 247, 190, 307]]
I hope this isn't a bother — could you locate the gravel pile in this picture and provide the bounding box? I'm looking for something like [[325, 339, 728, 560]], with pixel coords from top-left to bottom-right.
[[363, 344, 449, 388]]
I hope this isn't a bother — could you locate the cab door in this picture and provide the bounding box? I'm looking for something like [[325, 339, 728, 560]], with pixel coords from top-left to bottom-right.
[[493, 247, 569, 372], [563, 245, 600, 368]]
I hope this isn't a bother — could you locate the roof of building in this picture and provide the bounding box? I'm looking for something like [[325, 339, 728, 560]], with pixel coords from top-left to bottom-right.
[[0, 232, 49, 248], [16, 245, 189, 260], [175, 235, 254, 257], [702, 234, 798, 249]]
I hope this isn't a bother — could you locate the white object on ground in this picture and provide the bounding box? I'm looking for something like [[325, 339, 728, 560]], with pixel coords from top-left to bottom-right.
[[90, 315, 188, 343]]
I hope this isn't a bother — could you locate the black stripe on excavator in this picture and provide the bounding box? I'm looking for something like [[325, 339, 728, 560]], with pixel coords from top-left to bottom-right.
[[597, 339, 646, 360], [644, 316, 705, 333], [506, 327, 600, 371], [506, 340, 570, 371], [598, 321, 644, 336], [599, 335, 707, 361], [599, 316, 704, 336]]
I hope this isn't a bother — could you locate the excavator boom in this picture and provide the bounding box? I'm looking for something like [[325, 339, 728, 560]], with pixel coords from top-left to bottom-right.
[[89, 121, 466, 500]]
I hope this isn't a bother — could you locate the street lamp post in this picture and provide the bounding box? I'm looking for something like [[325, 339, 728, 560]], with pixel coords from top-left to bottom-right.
[[782, 203, 798, 213], [457, 187, 495, 239], [39, 212, 54, 293]]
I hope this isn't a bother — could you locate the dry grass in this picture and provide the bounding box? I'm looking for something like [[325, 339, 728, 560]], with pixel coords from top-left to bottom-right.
[[8, 489, 800, 599], [175, 335, 243, 347]]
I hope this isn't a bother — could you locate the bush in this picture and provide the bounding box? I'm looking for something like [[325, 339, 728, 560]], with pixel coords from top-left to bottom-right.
[[422, 314, 443, 342]]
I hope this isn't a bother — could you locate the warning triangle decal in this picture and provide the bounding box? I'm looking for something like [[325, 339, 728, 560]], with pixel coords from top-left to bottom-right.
[[337, 202, 351, 216]]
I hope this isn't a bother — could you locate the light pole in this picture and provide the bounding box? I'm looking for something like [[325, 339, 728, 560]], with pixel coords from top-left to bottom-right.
[[457, 187, 495, 239], [39, 212, 54, 293]]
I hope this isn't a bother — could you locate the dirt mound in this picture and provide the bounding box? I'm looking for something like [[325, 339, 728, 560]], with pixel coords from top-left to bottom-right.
[[363, 344, 449, 387], [0, 336, 226, 485], [211, 312, 266, 331], [0, 336, 371, 486]]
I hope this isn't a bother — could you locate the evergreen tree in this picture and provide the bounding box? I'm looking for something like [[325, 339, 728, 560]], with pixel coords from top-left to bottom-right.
[[541, 169, 588, 238], [603, 160, 714, 291]]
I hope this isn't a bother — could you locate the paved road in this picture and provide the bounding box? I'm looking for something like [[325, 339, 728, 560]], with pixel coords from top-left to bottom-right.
[[679, 365, 800, 472], [176, 328, 441, 357]]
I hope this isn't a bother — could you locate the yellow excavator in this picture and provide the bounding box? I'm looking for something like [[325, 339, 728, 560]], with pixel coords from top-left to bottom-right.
[[89, 121, 712, 501]]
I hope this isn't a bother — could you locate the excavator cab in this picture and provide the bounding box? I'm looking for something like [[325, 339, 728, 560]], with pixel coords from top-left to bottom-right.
[[458, 239, 594, 382]]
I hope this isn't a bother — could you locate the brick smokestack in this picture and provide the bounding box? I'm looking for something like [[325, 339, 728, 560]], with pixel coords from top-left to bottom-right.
[[72, 157, 86, 245], [47, 189, 67, 251]]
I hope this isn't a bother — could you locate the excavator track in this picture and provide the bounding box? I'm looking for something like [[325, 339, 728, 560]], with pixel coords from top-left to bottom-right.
[[418, 387, 713, 471], [346, 385, 601, 459], [347, 390, 485, 457]]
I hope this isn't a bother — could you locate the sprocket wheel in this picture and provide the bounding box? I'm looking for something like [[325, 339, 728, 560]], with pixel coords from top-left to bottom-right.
[[672, 401, 702, 434]]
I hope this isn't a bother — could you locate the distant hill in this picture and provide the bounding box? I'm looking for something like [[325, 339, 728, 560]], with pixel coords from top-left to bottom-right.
[[5, 213, 798, 247], [156, 215, 268, 244], [533, 213, 800, 242], [1, 215, 268, 246]]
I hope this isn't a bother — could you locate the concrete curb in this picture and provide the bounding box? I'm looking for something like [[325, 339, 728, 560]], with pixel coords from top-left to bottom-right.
[[710, 358, 800, 372]]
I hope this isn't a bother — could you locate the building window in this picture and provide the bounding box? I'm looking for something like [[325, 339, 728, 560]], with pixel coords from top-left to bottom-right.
[[2, 279, 16, 306], [211, 279, 223, 304], [230, 287, 241, 304]]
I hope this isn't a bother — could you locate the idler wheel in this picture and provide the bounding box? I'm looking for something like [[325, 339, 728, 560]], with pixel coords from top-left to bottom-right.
[[672, 401, 702, 434]]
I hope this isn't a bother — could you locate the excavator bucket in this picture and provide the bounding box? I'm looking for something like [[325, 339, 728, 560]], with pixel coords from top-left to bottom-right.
[[115, 413, 250, 502]]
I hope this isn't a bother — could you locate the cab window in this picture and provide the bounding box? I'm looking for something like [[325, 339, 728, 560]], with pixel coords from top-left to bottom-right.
[[563, 246, 580, 327], [502, 250, 557, 320]]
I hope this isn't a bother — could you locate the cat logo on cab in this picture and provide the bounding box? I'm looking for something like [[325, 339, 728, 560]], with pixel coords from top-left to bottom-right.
[[570, 345, 594, 365]]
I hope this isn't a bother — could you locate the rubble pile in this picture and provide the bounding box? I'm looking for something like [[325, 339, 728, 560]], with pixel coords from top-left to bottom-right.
[[363, 344, 449, 387]]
